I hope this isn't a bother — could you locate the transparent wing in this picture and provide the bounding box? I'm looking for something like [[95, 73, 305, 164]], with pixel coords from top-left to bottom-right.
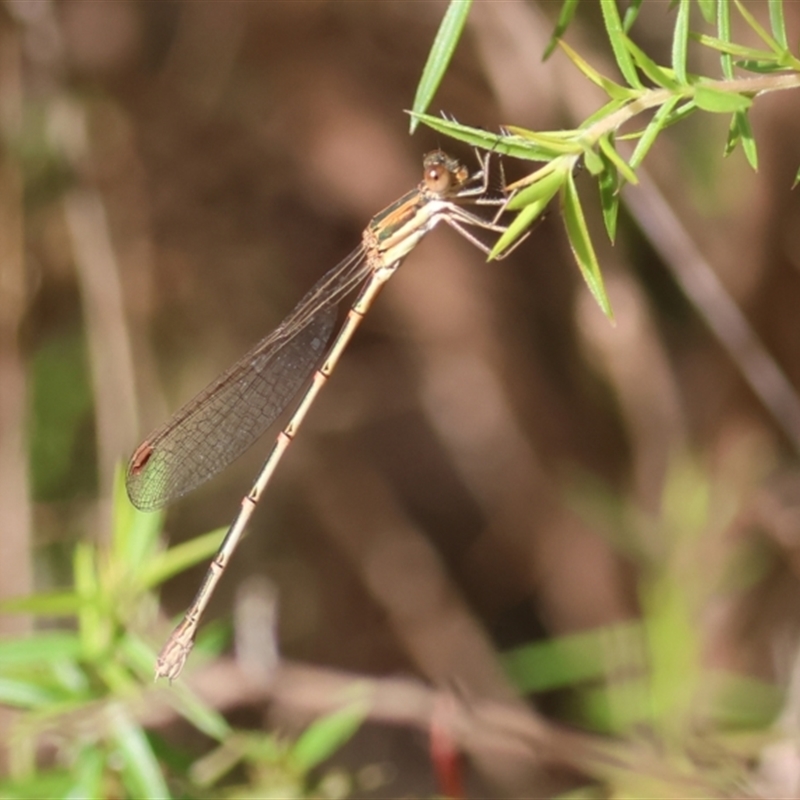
[[126, 245, 372, 510]]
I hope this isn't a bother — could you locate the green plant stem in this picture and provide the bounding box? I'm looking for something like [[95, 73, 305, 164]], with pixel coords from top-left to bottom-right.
[[583, 72, 800, 145]]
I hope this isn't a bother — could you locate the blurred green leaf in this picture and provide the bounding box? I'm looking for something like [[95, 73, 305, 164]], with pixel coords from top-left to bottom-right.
[[410, 112, 559, 161], [717, 0, 734, 78], [65, 746, 105, 800], [734, 0, 782, 53], [597, 148, 620, 242], [735, 61, 788, 74], [491, 163, 566, 258], [559, 39, 635, 100], [502, 622, 643, 693], [671, 0, 690, 84], [694, 85, 752, 112], [291, 702, 370, 773], [74, 541, 108, 660], [580, 679, 654, 734], [0, 631, 82, 664], [697, 0, 715, 25], [140, 526, 226, 590], [662, 98, 697, 126], [629, 95, 681, 169], [544, 0, 579, 59], [0, 770, 75, 800], [768, 0, 788, 49], [599, 0, 643, 88], [706, 670, 782, 729], [694, 34, 780, 61], [0, 677, 69, 709], [580, 97, 630, 129], [562, 171, 614, 319], [725, 109, 758, 170], [624, 37, 680, 90], [582, 145, 604, 176], [504, 125, 583, 154], [0, 590, 81, 616], [112, 463, 165, 574], [410, 0, 472, 133], [621, 0, 644, 32], [505, 161, 568, 210], [169, 679, 233, 743], [109, 703, 172, 800], [597, 134, 637, 184], [490, 199, 548, 260]]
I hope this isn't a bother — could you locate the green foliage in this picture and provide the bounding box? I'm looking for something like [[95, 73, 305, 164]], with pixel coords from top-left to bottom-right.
[[409, 0, 473, 135], [0, 469, 362, 798], [502, 455, 783, 796], [412, 0, 800, 320]]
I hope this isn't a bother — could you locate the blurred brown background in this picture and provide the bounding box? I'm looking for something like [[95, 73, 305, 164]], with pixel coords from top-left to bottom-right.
[[3, 0, 800, 795]]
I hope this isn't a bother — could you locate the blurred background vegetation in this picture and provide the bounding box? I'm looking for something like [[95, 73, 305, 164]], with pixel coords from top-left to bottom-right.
[[2, 1, 800, 797]]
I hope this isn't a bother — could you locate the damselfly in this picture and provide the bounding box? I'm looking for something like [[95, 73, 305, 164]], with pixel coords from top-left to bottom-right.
[[127, 150, 512, 680]]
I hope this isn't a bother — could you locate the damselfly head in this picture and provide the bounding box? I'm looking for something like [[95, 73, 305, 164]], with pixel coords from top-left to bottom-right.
[[422, 150, 469, 196]]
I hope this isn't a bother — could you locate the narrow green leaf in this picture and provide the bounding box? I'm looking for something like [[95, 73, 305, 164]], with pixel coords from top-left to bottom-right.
[[793, 163, 800, 189], [140, 526, 226, 589], [99, 661, 138, 697], [724, 111, 758, 170], [109, 703, 172, 800], [410, 0, 472, 134], [504, 126, 576, 141], [672, 0, 691, 84], [0, 677, 66, 709], [694, 85, 752, 113], [0, 589, 81, 616], [583, 145, 604, 176], [502, 622, 642, 692], [112, 463, 164, 573], [663, 99, 697, 127], [622, 0, 644, 32], [598, 134, 638, 185], [599, 0, 643, 88], [170, 678, 233, 742], [717, 0, 734, 78], [733, 0, 781, 54], [503, 126, 581, 148], [292, 702, 370, 772], [491, 165, 567, 257], [735, 59, 792, 74], [489, 200, 548, 260], [769, 0, 788, 49], [624, 37, 681, 89], [724, 111, 741, 157], [695, 34, 781, 61], [630, 95, 681, 169], [562, 172, 613, 319], [597, 155, 620, 243], [0, 632, 82, 664], [66, 747, 105, 800], [506, 161, 567, 209], [544, 0, 580, 59], [559, 40, 635, 101], [73, 542, 107, 660], [410, 113, 565, 162], [580, 97, 631, 129], [731, 110, 758, 169], [697, 0, 715, 25]]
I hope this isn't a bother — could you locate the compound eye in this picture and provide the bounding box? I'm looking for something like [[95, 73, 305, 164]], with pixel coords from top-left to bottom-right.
[[425, 162, 451, 194]]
